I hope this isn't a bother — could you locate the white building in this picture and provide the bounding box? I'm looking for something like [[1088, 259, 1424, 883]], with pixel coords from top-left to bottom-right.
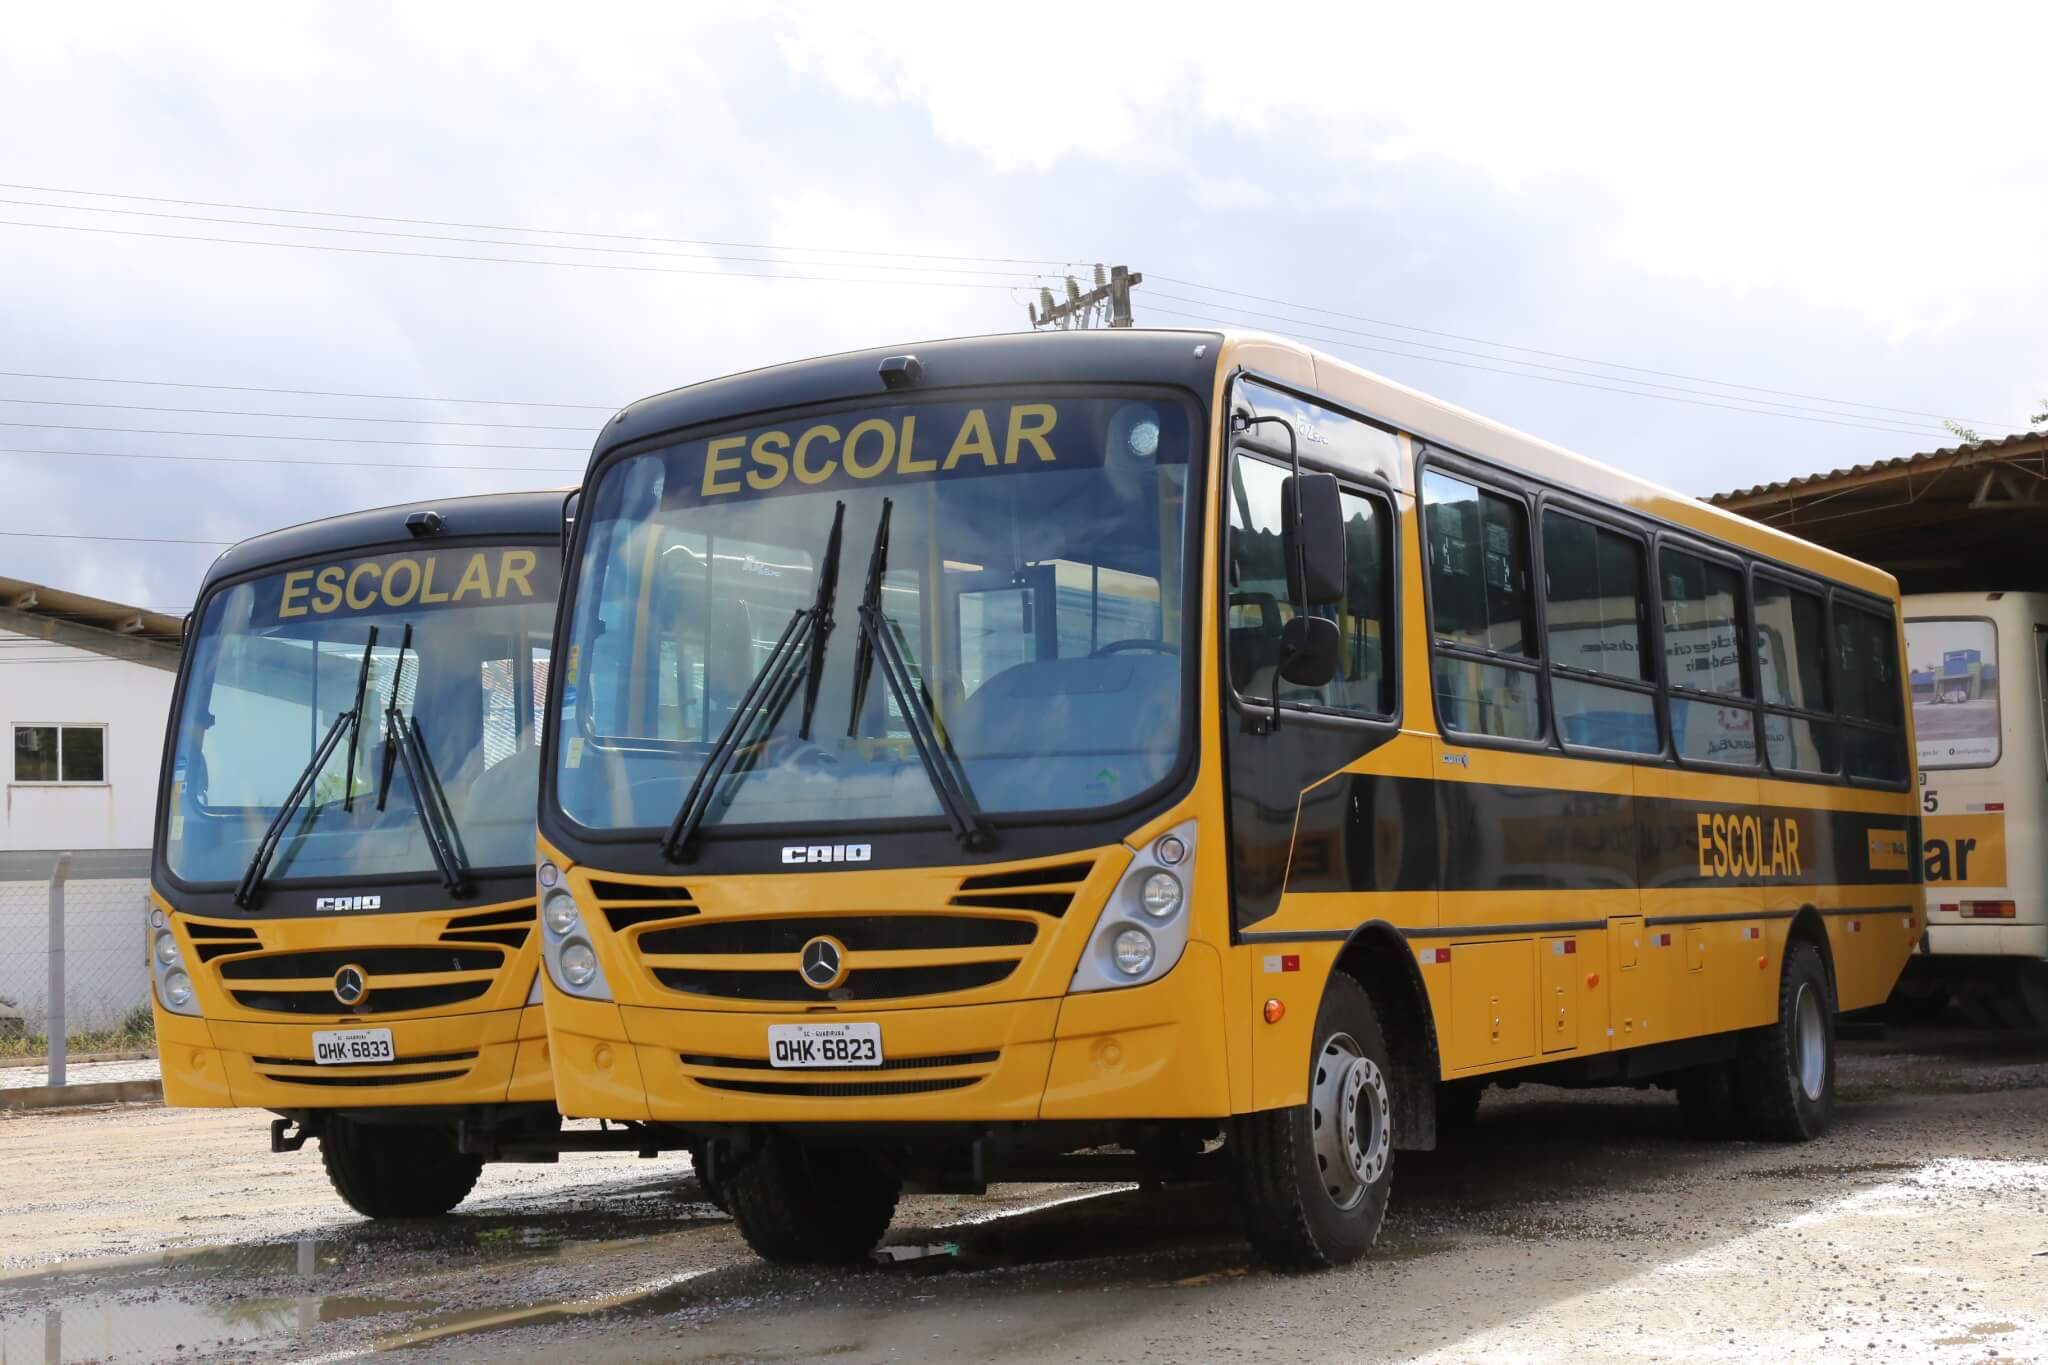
[[0, 575, 183, 1033]]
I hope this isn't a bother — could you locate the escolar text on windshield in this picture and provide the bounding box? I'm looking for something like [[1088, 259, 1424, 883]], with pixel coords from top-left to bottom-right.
[[694, 402, 1068, 500], [269, 548, 541, 622]]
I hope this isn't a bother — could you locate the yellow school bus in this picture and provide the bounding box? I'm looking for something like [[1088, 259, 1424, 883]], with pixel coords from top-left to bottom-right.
[[150, 491, 578, 1216], [534, 331, 1920, 1265]]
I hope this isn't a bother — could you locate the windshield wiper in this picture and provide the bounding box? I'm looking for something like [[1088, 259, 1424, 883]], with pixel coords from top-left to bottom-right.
[[847, 497, 993, 852], [234, 626, 379, 908], [372, 623, 472, 897], [662, 502, 846, 863]]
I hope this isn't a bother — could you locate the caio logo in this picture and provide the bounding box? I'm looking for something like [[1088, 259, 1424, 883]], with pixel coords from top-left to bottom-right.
[[781, 844, 872, 866], [314, 894, 382, 912]]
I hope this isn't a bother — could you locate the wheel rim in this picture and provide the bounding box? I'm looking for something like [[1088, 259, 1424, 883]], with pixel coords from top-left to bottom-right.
[[1794, 981, 1827, 1101], [1309, 1032, 1391, 1211]]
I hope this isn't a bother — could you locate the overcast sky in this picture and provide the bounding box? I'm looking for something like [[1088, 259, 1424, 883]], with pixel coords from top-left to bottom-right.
[[5, 3, 2046, 611]]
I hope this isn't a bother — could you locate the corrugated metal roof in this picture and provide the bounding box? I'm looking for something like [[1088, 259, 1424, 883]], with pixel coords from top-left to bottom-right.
[[0, 574, 183, 670], [1709, 430, 2048, 506]]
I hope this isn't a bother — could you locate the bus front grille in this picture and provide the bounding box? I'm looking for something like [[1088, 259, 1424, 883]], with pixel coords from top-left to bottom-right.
[[189, 909, 532, 1018], [228, 981, 492, 1015], [680, 1046, 997, 1098], [614, 858, 1096, 1005], [651, 960, 1015, 1002]]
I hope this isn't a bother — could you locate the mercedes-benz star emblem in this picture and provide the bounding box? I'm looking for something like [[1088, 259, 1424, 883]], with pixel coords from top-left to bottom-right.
[[332, 964, 368, 1006], [799, 936, 847, 991]]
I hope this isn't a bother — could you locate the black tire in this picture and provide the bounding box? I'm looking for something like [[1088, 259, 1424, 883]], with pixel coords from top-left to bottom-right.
[[723, 1140, 900, 1265], [1734, 940, 1835, 1141], [1674, 1062, 1745, 1139], [1234, 973, 1395, 1269], [320, 1118, 483, 1219], [1436, 1080, 1484, 1138]]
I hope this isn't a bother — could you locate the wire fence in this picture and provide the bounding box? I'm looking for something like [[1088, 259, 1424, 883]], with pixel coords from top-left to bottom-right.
[[0, 854, 155, 1083]]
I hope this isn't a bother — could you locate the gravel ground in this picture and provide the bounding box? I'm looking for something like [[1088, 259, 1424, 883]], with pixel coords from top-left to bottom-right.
[[1, 1025, 2044, 1363]]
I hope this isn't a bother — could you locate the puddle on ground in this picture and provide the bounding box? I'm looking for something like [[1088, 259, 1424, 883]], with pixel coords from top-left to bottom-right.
[[0, 1187, 727, 1365], [0, 1236, 426, 1364]]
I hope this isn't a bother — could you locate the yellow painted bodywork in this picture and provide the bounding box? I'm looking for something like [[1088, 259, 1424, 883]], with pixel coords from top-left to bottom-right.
[[149, 886, 551, 1111], [541, 332, 1920, 1132]]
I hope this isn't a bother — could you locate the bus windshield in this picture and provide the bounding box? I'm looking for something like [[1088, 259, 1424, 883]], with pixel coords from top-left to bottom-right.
[[554, 391, 1196, 836], [163, 544, 559, 887]]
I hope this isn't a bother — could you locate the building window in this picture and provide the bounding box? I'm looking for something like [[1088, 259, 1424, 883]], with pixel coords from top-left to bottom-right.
[[12, 724, 107, 783]]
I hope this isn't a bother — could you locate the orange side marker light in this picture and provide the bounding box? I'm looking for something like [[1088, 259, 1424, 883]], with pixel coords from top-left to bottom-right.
[[1585, 972, 1599, 989], [1263, 998, 1286, 1025], [1757, 955, 1769, 970]]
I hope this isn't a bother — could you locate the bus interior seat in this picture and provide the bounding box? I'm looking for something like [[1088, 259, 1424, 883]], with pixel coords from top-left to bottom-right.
[[947, 653, 1178, 764]]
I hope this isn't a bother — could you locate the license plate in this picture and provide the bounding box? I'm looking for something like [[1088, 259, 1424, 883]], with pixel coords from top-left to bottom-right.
[[311, 1028, 395, 1066], [767, 1021, 882, 1069]]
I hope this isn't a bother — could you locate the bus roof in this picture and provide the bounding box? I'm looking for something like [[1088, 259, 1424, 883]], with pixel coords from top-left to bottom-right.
[[596, 327, 1896, 602], [201, 488, 571, 590]]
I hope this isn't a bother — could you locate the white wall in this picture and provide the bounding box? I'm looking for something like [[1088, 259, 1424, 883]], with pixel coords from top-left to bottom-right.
[[0, 627, 175, 853]]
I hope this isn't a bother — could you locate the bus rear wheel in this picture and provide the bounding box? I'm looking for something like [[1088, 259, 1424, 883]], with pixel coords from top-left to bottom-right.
[[723, 1139, 900, 1265], [1235, 972, 1394, 1269], [1735, 940, 1835, 1141], [320, 1118, 483, 1219]]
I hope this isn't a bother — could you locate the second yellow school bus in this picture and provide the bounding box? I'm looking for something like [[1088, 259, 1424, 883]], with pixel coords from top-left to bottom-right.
[[533, 330, 1920, 1266]]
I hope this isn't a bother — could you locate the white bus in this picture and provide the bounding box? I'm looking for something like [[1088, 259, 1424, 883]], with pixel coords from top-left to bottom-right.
[[1902, 592, 2048, 1025]]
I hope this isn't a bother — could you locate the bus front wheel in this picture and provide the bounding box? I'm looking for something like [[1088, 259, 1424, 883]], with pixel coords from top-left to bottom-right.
[[724, 1139, 900, 1265], [320, 1118, 484, 1219], [1235, 972, 1394, 1269], [1735, 940, 1836, 1141]]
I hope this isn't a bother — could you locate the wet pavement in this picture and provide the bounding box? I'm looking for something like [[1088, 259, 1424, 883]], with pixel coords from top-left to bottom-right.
[[2, 1025, 2046, 1362]]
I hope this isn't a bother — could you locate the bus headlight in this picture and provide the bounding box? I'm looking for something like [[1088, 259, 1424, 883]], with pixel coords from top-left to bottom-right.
[[543, 890, 580, 937], [163, 969, 194, 1010], [535, 869, 614, 1001], [1069, 819, 1196, 994], [560, 940, 598, 988], [1139, 872, 1182, 919], [147, 899, 202, 1016], [1112, 927, 1156, 976]]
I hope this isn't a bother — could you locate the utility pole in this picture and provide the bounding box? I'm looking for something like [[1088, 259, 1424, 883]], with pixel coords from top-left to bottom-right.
[[1029, 263, 1143, 330]]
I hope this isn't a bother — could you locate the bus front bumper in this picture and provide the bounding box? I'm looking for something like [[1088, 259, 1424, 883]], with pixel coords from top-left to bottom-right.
[[544, 943, 1230, 1125], [153, 1002, 553, 1110]]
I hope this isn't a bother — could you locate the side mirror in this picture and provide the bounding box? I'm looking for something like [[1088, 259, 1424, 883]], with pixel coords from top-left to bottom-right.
[[1278, 615, 1341, 688], [1283, 472, 1347, 606]]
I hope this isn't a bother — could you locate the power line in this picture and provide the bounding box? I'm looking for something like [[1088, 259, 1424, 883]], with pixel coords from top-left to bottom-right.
[[1150, 273, 2018, 432], [1142, 302, 1939, 440], [0, 528, 231, 546], [0, 197, 1049, 281], [1147, 289, 1951, 436], [0, 369, 615, 411], [0, 396, 597, 432], [0, 446, 581, 475], [0, 421, 584, 451], [5, 181, 1078, 268], [0, 219, 1038, 291]]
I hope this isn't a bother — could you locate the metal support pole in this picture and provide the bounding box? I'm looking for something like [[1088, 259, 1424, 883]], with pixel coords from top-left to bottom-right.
[[47, 851, 70, 1088]]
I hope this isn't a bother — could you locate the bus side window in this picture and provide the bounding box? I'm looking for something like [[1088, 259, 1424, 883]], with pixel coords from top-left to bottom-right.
[[1227, 452, 1392, 717], [1541, 510, 1657, 755], [1422, 468, 1541, 741], [1834, 601, 1908, 782], [1755, 576, 1837, 774], [1659, 547, 1756, 766]]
